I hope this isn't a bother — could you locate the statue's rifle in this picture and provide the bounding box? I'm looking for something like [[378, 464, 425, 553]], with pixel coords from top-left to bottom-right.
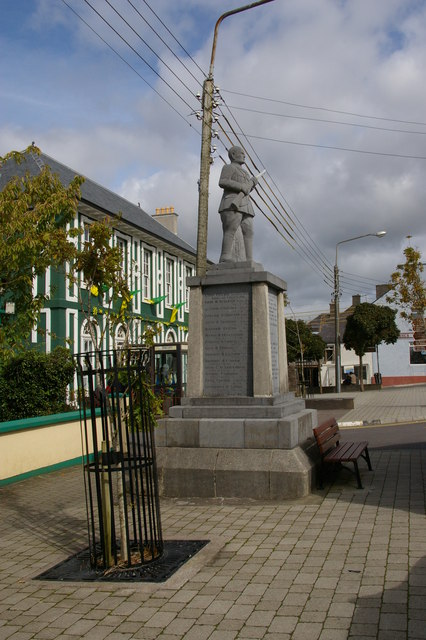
[[230, 169, 266, 210]]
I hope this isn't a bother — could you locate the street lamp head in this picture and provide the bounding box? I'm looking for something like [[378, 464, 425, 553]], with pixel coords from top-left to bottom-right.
[[375, 230, 386, 237]]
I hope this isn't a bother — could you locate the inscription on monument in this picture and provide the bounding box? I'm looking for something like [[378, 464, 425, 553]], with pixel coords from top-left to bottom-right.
[[268, 289, 279, 394], [203, 284, 252, 396]]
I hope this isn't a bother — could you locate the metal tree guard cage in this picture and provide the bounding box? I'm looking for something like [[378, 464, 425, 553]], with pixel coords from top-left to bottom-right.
[[76, 348, 163, 571]]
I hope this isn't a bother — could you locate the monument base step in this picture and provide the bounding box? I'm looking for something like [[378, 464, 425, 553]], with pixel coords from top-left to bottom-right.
[[157, 402, 317, 451], [156, 446, 315, 499]]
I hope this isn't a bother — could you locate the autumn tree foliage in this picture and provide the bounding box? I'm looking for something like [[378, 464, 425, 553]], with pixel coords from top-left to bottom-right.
[[387, 246, 425, 335]]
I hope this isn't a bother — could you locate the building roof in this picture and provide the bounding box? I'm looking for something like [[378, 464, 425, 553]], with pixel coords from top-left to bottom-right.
[[309, 303, 358, 344], [0, 150, 197, 259]]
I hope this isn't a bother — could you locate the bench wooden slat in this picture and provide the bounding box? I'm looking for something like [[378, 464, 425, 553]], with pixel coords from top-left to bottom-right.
[[313, 418, 372, 489], [325, 441, 368, 463], [316, 433, 340, 455]]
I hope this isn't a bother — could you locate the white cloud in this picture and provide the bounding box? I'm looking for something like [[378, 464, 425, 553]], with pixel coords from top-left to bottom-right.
[[2, 0, 426, 313]]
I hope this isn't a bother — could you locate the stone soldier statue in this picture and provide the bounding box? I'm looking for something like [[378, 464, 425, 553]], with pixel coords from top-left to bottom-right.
[[218, 146, 258, 263]]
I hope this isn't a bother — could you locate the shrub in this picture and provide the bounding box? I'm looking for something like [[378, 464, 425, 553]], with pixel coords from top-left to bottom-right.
[[0, 347, 75, 421]]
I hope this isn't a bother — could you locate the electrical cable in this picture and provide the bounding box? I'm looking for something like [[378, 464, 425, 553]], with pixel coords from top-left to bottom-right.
[[220, 129, 426, 160], [218, 99, 336, 270], [131, 2, 336, 284], [60, 0, 197, 130], [62, 0, 370, 298], [217, 130, 335, 286], [340, 270, 388, 284], [217, 105, 336, 282], [102, 0, 198, 101], [141, 0, 208, 78], [80, 0, 196, 112], [127, 0, 204, 87], [226, 104, 426, 136], [221, 89, 426, 128]]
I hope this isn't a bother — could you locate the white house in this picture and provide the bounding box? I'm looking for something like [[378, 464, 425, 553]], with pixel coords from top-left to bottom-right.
[[373, 286, 426, 386]]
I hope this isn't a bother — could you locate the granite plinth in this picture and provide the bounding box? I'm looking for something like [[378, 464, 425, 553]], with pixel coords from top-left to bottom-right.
[[186, 263, 288, 399], [157, 401, 315, 450], [157, 447, 314, 500], [156, 399, 317, 499], [159, 263, 316, 499]]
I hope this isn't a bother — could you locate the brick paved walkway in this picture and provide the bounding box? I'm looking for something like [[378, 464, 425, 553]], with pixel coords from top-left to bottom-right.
[[315, 384, 426, 426], [1, 445, 425, 639]]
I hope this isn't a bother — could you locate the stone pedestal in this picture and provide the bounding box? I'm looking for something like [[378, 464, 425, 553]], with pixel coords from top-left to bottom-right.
[[156, 262, 317, 499]]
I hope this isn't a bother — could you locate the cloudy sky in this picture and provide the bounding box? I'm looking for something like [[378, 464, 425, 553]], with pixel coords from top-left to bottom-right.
[[2, 0, 425, 317]]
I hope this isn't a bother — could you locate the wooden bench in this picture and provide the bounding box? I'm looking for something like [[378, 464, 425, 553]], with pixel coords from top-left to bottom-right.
[[313, 418, 372, 489]]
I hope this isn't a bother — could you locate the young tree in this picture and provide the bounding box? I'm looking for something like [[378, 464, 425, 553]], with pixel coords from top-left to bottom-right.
[[72, 216, 131, 352], [386, 247, 425, 344], [286, 318, 326, 391], [72, 216, 161, 354], [286, 318, 326, 363], [0, 146, 83, 358], [343, 303, 400, 391]]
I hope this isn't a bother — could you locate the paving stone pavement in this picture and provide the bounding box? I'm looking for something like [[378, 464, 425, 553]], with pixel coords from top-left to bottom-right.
[[314, 384, 426, 426], [1, 442, 425, 640]]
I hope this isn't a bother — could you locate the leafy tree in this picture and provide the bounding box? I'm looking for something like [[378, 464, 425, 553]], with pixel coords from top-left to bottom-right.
[[71, 216, 131, 352], [72, 216, 163, 354], [386, 246, 425, 334], [286, 318, 326, 391], [343, 303, 400, 390], [286, 318, 326, 363], [0, 146, 83, 359]]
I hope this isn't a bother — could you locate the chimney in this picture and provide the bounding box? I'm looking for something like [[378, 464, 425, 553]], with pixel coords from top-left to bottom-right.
[[352, 295, 361, 307], [152, 206, 178, 235], [375, 284, 391, 300]]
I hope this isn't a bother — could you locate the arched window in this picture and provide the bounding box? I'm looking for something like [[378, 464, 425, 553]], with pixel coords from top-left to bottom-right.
[[115, 324, 128, 349], [165, 328, 177, 343], [81, 319, 98, 355]]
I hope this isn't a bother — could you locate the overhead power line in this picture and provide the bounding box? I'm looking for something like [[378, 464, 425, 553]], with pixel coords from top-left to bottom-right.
[[141, 0, 207, 78], [101, 0, 197, 103], [227, 105, 426, 136], [217, 99, 335, 284], [126, 0, 203, 88], [79, 0, 196, 112], [222, 89, 426, 128], [60, 0, 197, 129], [215, 119, 335, 287], [61, 0, 362, 297], [221, 130, 426, 160]]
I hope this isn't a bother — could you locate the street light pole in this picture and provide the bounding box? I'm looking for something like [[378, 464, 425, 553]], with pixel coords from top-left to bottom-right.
[[195, 0, 276, 276], [334, 231, 386, 392]]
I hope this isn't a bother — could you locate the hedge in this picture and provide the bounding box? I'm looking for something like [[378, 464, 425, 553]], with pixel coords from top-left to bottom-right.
[[0, 347, 75, 421]]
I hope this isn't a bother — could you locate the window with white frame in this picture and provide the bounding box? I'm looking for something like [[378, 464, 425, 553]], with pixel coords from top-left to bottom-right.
[[83, 222, 92, 244], [116, 237, 127, 279], [81, 320, 98, 365], [185, 265, 193, 311], [410, 343, 426, 365], [165, 258, 174, 306], [115, 324, 127, 349], [142, 248, 152, 300], [166, 328, 177, 343]]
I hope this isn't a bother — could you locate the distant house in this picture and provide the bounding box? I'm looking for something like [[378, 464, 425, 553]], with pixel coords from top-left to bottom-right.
[[309, 284, 426, 388], [309, 295, 375, 388], [373, 286, 426, 386], [0, 151, 197, 357]]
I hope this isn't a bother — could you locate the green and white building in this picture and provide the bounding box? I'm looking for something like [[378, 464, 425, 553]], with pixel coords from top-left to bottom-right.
[[0, 151, 197, 356]]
